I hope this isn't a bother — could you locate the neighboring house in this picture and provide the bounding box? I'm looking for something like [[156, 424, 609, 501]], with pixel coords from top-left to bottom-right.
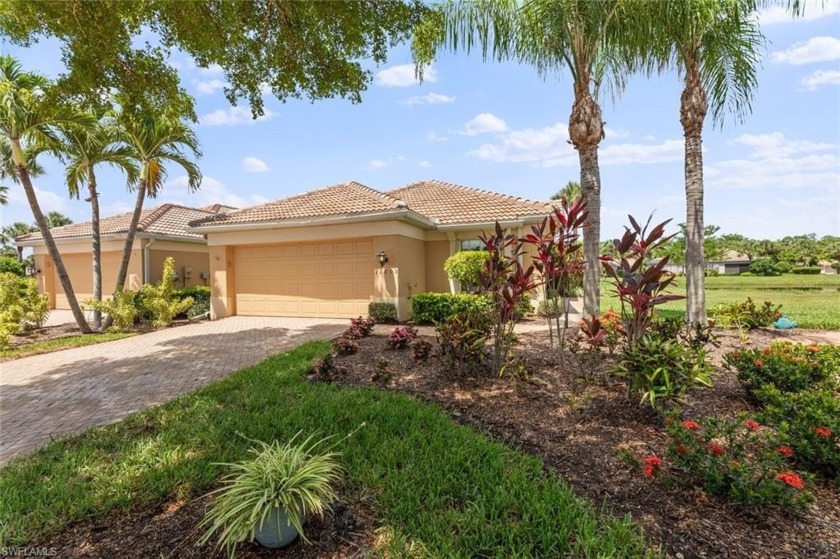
[[16, 204, 230, 310], [189, 180, 557, 320], [707, 250, 752, 275]]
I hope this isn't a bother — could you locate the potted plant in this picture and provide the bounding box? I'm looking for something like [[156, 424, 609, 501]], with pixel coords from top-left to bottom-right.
[[198, 433, 343, 557]]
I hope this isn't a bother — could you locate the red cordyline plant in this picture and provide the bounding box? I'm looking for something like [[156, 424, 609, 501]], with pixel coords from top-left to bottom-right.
[[600, 214, 684, 347], [521, 198, 589, 365], [478, 222, 537, 376]]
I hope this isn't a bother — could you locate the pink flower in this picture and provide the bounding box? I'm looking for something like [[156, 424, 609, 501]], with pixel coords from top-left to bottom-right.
[[708, 442, 726, 457], [682, 420, 700, 431], [744, 419, 760, 431]]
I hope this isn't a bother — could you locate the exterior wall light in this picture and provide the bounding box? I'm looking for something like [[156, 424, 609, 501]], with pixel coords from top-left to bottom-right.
[[25, 265, 41, 277], [376, 249, 389, 267]]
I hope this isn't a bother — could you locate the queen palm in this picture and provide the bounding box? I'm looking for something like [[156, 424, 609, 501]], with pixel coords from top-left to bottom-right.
[[0, 54, 96, 332], [107, 113, 201, 311], [1, 222, 35, 260], [414, 0, 627, 318], [551, 180, 582, 204], [63, 118, 139, 329]]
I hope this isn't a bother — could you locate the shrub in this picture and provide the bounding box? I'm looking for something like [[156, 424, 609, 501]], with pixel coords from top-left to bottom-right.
[[513, 293, 531, 320], [790, 266, 821, 275], [435, 309, 491, 376], [310, 355, 347, 382], [139, 258, 194, 327], [0, 256, 24, 277], [704, 268, 720, 277], [349, 316, 375, 337], [173, 286, 210, 318], [368, 302, 397, 323], [342, 325, 365, 340], [749, 258, 784, 276], [614, 333, 713, 410], [371, 359, 393, 384], [443, 250, 489, 291], [411, 339, 433, 362], [711, 297, 781, 331], [0, 272, 50, 346], [333, 335, 359, 356], [723, 342, 838, 397], [84, 290, 138, 332], [654, 415, 813, 509], [536, 298, 563, 319], [409, 292, 492, 325], [387, 326, 417, 349]]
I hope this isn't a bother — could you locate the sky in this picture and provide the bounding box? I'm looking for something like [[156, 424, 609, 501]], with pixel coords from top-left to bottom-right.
[[2, 2, 839, 242]]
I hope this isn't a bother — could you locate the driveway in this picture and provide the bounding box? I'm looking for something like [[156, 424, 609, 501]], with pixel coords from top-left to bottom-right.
[[0, 317, 345, 466]]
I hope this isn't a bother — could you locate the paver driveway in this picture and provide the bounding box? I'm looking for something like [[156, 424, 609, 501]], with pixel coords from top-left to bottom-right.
[[0, 317, 345, 465]]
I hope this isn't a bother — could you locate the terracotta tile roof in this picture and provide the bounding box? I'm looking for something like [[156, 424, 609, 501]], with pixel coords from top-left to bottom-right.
[[17, 204, 216, 243], [388, 180, 554, 224], [201, 204, 238, 214], [191, 181, 408, 227]]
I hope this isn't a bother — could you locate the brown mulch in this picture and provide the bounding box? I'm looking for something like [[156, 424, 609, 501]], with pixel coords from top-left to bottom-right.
[[34, 494, 377, 559], [328, 325, 840, 559], [5, 323, 82, 348]]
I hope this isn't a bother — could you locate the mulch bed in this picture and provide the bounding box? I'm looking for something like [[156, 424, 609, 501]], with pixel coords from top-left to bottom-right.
[[327, 325, 840, 559]]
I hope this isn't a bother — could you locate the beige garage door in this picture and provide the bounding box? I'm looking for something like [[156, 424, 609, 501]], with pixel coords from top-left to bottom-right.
[[234, 239, 374, 318]]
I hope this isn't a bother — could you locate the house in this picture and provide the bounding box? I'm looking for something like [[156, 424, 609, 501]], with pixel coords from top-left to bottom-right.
[[189, 180, 557, 320], [16, 204, 230, 309], [707, 250, 752, 275]]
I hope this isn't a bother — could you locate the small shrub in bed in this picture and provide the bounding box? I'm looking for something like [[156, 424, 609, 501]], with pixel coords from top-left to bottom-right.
[[712, 297, 781, 330], [411, 339, 433, 362], [723, 341, 838, 397], [368, 302, 397, 323], [350, 316, 375, 337], [342, 325, 364, 340], [310, 355, 347, 382], [435, 310, 490, 376], [371, 359, 393, 384], [410, 292, 492, 325], [333, 335, 359, 356], [387, 326, 417, 349]]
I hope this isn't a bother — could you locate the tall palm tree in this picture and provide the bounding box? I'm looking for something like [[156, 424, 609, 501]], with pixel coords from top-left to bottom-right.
[[63, 118, 139, 329], [628, 0, 763, 324], [0, 184, 7, 205], [1, 136, 46, 204], [551, 180, 583, 203], [0, 55, 96, 332], [107, 113, 201, 308], [43, 211, 73, 228], [414, 0, 627, 318], [1, 221, 35, 260]]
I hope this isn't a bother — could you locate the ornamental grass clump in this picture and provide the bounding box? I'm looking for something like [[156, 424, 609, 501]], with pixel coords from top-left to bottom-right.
[[199, 433, 343, 558]]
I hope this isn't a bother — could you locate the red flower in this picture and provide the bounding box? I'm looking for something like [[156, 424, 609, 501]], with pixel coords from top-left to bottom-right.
[[682, 420, 700, 431], [675, 445, 689, 456], [777, 446, 794, 457], [708, 442, 726, 456], [730, 460, 741, 468], [775, 471, 805, 491], [642, 455, 663, 478], [744, 419, 760, 431], [754, 359, 764, 368], [774, 312, 782, 320], [806, 345, 819, 353], [762, 348, 772, 356], [815, 426, 833, 438]]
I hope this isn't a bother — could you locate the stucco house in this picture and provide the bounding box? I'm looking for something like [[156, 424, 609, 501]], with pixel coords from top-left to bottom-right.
[[189, 180, 557, 320], [17, 203, 232, 309]]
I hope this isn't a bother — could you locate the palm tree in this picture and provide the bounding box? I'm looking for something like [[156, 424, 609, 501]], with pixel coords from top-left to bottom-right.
[[1, 136, 46, 205], [107, 113, 201, 311], [63, 118, 138, 329], [414, 0, 627, 318], [551, 180, 582, 203], [0, 185, 7, 205], [628, 0, 762, 324], [1, 221, 36, 260], [43, 211, 73, 228], [0, 55, 96, 332]]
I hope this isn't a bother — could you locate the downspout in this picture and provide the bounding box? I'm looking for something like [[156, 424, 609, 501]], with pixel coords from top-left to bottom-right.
[[143, 238, 156, 284]]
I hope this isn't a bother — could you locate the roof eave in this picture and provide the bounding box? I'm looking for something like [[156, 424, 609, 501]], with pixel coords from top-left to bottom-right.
[[189, 209, 436, 234], [435, 214, 547, 231]]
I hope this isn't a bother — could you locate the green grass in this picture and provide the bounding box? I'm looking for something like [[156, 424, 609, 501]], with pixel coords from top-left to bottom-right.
[[0, 332, 136, 361], [0, 341, 656, 558], [602, 274, 840, 330]]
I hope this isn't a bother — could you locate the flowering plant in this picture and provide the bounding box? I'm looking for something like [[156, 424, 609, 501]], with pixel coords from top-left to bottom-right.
[[350, 316, 375, 337], [333, 335, 359, 356], [724, 341, 838, 397], [387, 326, 418, 349]]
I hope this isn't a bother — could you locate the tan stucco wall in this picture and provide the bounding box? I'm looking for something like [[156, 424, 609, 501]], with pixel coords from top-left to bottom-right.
[[424, 240, 450, 293], [148, 246, 210, 288], [209, 245, 236, 320], [52, 249, 142, 309]]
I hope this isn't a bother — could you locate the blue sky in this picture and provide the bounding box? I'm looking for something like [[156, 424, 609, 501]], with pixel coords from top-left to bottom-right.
[[2, 2, 838, 241]]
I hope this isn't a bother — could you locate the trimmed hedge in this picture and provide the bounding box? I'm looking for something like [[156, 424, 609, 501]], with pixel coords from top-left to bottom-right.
[[173, 286, 210, 318], [790, 267, 821, 275], [368, 302, 398, 323], [410, 292, 492, 324]]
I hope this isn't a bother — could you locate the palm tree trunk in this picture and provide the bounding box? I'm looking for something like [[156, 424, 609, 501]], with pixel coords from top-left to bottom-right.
[[11, 138, 92, 333], [681, 65, 708, 325], [16, 245, 23, 261], [102, 180, 146, 330], [89, 172, 102, 330]]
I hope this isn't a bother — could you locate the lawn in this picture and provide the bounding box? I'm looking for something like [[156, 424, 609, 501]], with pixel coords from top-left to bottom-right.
[[0, 332, 136, 361], [602, 274, 840, 330], [0, 341, 655, 558]]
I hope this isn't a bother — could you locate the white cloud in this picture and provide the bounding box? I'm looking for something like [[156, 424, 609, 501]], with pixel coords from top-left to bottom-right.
[[427, 131, 448, 143], [360, 156, 410, 171], [801, 69, 840, 90], [195, 79, 226, 95], [401, 92, 456, 106], [770, 36, 840, 65], [374, 63, 437, 87], [7, 184, 68, 212], [419, 160, 432, 168], [200, 106, 276, 126], [757, 1, 840, 25], [728, 132, 835, 157], [162, 175, 265, 209], [242, 157, 269, 173], [463, 113, 508, 136]]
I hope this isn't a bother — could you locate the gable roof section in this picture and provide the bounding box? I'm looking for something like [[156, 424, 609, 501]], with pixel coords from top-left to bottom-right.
[[16, 204, 217, 243], [387, 180, 554, 225], [190, 181, 409, 227]]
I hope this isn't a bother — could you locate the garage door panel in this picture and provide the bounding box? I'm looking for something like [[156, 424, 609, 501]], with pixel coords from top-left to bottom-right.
[[234, 239, 372, 318]]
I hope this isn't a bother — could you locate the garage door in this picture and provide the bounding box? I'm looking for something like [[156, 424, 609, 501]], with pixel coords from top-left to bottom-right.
[[54, 253, 91, 310], [234, 239, 374, 317]]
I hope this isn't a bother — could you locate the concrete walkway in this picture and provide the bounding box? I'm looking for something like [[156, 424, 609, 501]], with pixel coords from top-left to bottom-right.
[[0, 317, 345, 465]]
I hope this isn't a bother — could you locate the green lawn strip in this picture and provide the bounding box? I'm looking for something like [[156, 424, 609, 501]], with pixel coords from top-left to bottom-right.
[[704, 274, 840, 290], [0, 332, 136, 361], [0, 341, 656, 558]]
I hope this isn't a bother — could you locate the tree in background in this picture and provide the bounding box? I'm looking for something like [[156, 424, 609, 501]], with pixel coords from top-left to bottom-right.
[[43, 211, 72, 229], [0, 56, 95, 332], [657, 223, 724, 273], [551, 180, 583, 204], [0, 222, 35, 261]]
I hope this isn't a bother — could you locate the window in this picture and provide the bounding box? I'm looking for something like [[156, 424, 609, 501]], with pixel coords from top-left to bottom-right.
[[459, 239, 482, 251]]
